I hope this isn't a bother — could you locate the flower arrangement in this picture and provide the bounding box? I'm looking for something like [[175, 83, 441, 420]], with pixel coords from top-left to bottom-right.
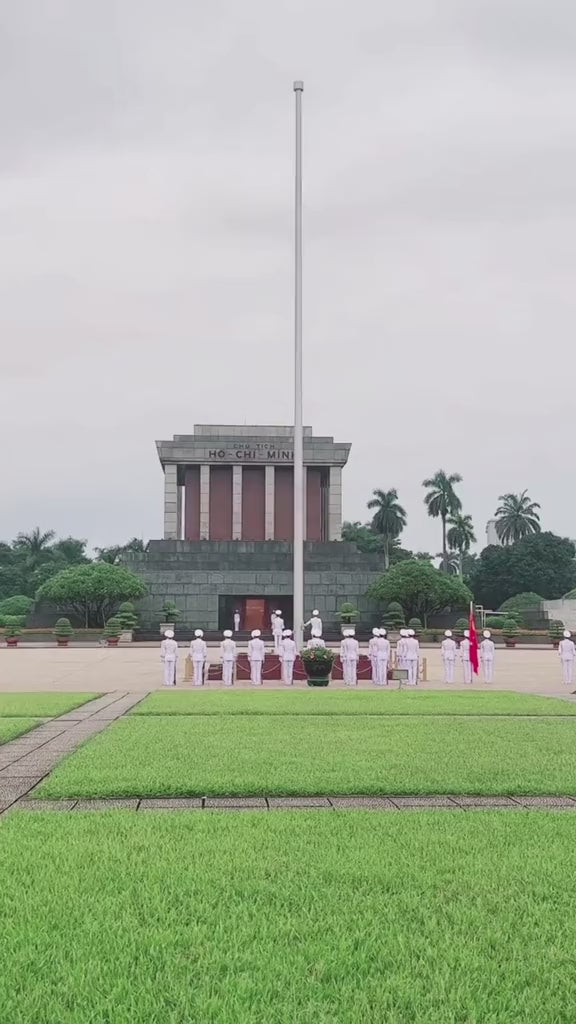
[[300, 646, 336, 687]]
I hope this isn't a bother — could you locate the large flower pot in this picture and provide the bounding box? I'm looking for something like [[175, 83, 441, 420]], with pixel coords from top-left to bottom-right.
[[504, 639, 517, 648], [307, 676, 330, 687], [551, 641, 560, 649], [56, 638, 70, 647], [6, 637, 19, 647], [106, 637, 119, 647]]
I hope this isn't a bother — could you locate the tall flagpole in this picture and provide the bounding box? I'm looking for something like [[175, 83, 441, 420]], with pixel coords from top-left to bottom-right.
[[293, 80, 304, 649]]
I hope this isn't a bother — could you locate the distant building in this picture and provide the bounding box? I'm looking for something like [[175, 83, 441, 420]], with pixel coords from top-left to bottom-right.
[[486, 520, 502, 547]]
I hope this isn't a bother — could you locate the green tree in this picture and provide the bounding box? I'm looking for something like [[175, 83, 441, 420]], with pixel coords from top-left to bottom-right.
[[366, 489, 407, 570], [13, 528, 56, 570], [470, 533, 576, 609], [422, 470, 462, 572], [446, 513, 476, 577], [95, 537, 146, 565], [368, 560, 472, 627], [36, 563, 147, 628], [341, 522, 385, 555], [494, 490, 541, 545], [51, 537, 90, 565]]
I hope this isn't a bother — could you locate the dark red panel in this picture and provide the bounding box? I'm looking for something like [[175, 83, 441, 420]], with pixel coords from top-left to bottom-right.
[[242, 467, 265, 540], [184, 467, 200, 540], [274, 467, 294, 540], [306, 468, 322, 541], [209, 467, 233, 540]]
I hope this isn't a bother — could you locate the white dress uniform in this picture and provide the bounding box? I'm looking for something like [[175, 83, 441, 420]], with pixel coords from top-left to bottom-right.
[[304, 611, 323, 637], [559, 631, 576, 685], [307, 631, 326, 649], [368, 628, 380, 684], [220, 630, 237, 686], [441, 631, 456, 683], [280, 630, 297, 686], [405, 633, 420, 685], [460, 632, 472, 684], [273, 610, 284, 653], [480, 631, 495, 683], [189, 630, 207, 686], [340, 630, 360, 686], [160, 630, 178, 686], [376, 630, 390, 686], [247, 630, 266, 685], [396, 630, 408, 670], [233, 611, 240, 633]]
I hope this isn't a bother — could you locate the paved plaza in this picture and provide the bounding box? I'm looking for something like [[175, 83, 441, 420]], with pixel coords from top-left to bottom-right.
[[0, 645, 571, 696]]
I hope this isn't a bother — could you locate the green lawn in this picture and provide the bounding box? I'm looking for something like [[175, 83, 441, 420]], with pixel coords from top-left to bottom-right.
[[36, 714, 576, 797], [1, 811, 576, 1023], [134, 688, 576, 717], [0, 693, 99, 718], [0, 718, 42, 745]]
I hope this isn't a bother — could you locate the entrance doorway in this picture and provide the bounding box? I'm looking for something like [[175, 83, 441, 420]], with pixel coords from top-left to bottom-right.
[[244, 599, 266, 631], [218, 596, 294, 631]]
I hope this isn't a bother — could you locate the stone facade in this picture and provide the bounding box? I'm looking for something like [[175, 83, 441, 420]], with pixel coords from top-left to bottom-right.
[[124, 541, 383, 631]]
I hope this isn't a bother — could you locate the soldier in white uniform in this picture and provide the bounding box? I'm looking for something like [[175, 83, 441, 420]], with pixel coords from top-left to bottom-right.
[[368, 627, 380, 684], [247, 629, 265, 686], [559, 629, 576, 686], [304, 610, 323, 637], [307, 630, 326, 649], [273, 610, 284, 653], [396, 629, 408, 671], [220, 629, 237, 686], [160, 629, 178, 687], [441, 630, 457, 684], [460, 630, 472, 684], [405, 631, 420, 686], [480, 630, 495, 683], [233, 609, 240, 633], [280, 628, 298, 686], [376, 628, 391, 686], [340, 629, 360, 686], [189, 629, 207, 686]]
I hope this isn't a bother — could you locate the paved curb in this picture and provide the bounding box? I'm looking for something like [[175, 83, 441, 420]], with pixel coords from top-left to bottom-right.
[[9, 794, 576, 813]]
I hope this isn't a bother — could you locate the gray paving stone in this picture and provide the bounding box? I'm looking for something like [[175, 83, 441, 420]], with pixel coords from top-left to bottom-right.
[[329, 797, 397, 810], [0, 780, 40, 802], [454, 796, 519, 807], [517, 796, 576, 807], [464, 804, 525, 811], [267, 797, 333, 808], [14, 800, 77, 812], [139, 798, 203, 810], [74, 799, 140, 811], [204, 797, 267, 808], [390, 796, 460, 807], [0, 762, 54, 777]]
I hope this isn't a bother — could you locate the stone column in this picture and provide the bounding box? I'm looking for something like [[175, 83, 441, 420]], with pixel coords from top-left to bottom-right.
[[163, 464, 179, 540], [265, 466, 275, 540], [199, 465, 210, 540], [328, 466, 343, 541], [232, 465, 242, 540], [176, 480, 183, 540]]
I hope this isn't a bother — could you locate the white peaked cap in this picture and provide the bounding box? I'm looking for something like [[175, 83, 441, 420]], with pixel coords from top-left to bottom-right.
[[283, 629, 293, 636], [400, 629, 407, 636], [251, 629, 261, 637], [483, 630, 491, 638], [312, 610, 319, 616], [311, 629, 321, 638], [194, 629, 203, 637], [464, 630, 470, 638], [444, 630, 452, 637], [275, 610, 282, 615], [372, 627, 380, 636], [223, 630, 233, 638], [164, 629, 174, 639], [564, 630, 572, 638], [379, 628, 387, 636], [408, 629, 415, 636]]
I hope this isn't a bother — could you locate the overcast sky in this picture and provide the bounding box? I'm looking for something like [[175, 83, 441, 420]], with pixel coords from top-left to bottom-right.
[[2, 0, 575, 555]]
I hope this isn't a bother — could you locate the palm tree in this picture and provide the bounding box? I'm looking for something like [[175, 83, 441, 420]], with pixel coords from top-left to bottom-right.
[[446, 513, 476, 577], [366, 488, 407, 569], [494, 491, 541, 544], [13, 527, 55, 569], [422, 470, 462, 571]]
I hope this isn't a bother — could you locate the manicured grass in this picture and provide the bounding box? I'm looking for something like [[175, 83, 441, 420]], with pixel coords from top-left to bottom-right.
[[37, 714, 576, 797], [0, 693, 99, 718], [1, 811, 576, 1023], [135, 688, 576, 716], [0, 718, 42, 745]]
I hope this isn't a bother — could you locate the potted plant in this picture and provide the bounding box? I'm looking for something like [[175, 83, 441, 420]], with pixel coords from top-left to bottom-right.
[[160, 600, 180, 634], [454, 617, 469, 637], [117, 601, 138, 643], [408, 617, 422, 637], [338, 602, 359, 635], [549, 619, 565, 650], [383, 601, 405, 633], [300, 646, 336, 687], [3, 616, 24, 648], [502, 616, 519, 648], [104, 616, 122, 647], [53, 617, 74, 647]]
